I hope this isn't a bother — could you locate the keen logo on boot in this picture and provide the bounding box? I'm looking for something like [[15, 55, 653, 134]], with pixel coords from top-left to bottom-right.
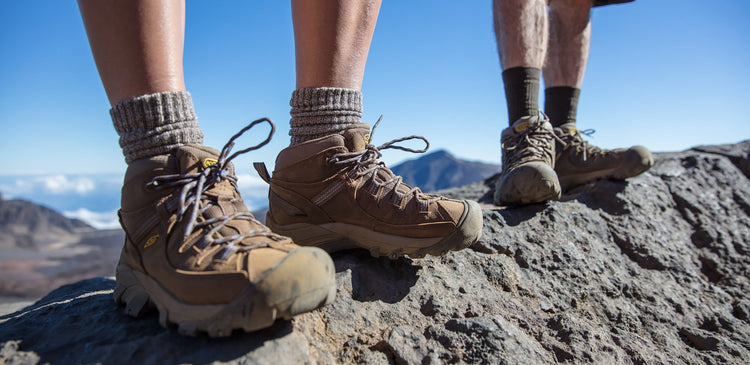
[[143, 234, 159, 249], [202, 158, 218, 168]]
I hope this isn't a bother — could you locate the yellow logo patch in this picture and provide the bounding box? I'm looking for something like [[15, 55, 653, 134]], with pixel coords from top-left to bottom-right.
[[514, 122, 530, 133], [203, 158, 218, 168], [144, 234, 159, 249], [363, 133, 370, 144]]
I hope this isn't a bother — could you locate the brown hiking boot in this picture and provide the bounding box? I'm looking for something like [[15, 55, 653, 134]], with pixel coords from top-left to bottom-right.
[[494, 114, 561, 205], [113, 119, 336, 337], [254, 119, 483, 259], [553, 122, 654, 190]]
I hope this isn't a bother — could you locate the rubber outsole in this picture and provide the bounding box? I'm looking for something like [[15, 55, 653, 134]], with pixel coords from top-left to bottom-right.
[[266, 200, 484, 259], [113, 248, 336, 337]]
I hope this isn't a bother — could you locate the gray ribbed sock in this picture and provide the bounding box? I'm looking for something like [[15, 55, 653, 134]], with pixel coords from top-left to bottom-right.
[[110, 91, 204, 164], [289, 87, 369, 145]]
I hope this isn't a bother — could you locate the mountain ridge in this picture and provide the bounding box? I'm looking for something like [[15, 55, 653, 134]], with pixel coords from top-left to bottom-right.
[[390, 149, 500, 192], [0, 194, 123, 299], [0, 195, 93, 251]]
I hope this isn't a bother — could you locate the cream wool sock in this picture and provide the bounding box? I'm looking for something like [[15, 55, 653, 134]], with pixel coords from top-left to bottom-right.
[[110, 91, 204, 163], [289, 87, 369, 145]]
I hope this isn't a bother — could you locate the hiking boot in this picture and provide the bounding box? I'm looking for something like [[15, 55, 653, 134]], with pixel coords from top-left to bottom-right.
[[494, 114, 561, 205], [254, 118, 483, 259], [553, 122, 654, 190], [113, 119, 336, 337]]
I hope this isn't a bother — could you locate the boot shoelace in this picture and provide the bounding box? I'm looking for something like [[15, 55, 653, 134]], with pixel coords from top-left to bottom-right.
[[327, 116, 439, 211], [559, 127, 608, 162], [503, 114, 562, 169], [146, 118, 285, 262]]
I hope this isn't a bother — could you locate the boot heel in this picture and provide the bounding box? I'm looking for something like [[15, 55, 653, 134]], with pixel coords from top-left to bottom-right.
[[114, 264, 155, 317]]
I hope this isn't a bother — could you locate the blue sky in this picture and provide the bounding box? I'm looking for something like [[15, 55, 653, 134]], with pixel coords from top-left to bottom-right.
[[1, 1, 749, 227]]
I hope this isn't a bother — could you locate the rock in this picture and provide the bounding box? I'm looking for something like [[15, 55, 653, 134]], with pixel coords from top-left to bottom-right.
[[1, 141, 749, 364], [0, 341, 39, 365]]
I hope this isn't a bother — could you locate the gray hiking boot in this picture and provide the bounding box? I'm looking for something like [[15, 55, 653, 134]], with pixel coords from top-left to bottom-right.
[[114, 119, 336, 337], [494, 114, 562, 205], [553, 122, 654, 190]]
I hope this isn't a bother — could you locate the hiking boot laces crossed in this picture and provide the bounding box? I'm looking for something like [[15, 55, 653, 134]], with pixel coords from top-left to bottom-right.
[[145, 118, 286, 262], [503, 113, 563, 170], [327, 116, 439, 211], [556, 127, 609, 162]]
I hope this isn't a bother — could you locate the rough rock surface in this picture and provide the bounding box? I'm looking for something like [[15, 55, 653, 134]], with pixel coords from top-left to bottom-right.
[[1, 141, 749, 364]]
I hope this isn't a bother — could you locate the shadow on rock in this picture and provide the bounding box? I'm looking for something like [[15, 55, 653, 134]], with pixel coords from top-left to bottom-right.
[[476, 174, 499, 205], [561, 179, 630, 215], [331, 250, 419, 304], [493, 203, 548, 227], [0, 278, 301, 365]]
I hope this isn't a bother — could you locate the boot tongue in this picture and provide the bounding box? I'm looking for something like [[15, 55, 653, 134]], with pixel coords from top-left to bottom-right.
[[175, 144, 234, 176], [342, 126, 371, 152], [341, 126, 416, 196], [175, 145, 252, 238]]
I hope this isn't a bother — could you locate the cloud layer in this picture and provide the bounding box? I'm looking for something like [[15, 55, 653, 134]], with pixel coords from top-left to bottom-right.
[[63, 208, 120, 230], [0, 173, 270, 229]]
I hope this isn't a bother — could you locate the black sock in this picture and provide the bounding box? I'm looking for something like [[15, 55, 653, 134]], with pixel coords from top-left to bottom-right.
[[502, 67, 541, 126], [544, 86, 581, 128]]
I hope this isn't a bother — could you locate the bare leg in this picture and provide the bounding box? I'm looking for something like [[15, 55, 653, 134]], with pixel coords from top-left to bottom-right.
[[544, 0, 592, 88], [78, 0, 201, 165], [292, 0, 382, 90], [493, 0, 548, 125], [78, 0, 186, 105], [288, 0, 381, 145], [494, 0, 548, 70]]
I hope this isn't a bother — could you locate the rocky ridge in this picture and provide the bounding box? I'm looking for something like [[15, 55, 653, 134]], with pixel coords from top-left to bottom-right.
[[1, 140, 749, 364]]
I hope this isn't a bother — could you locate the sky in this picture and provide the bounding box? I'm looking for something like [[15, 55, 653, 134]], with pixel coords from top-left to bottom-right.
[[1, 0, 749, 227]]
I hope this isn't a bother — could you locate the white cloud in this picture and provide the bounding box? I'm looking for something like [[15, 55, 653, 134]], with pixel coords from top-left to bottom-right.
[[38, 175, 96, 194], [63, 208, 120, 230], [232, 174, 269, 210], [235, 174, 269, 198], [0, 174, 120, 199], [0, 179, 34, 197]]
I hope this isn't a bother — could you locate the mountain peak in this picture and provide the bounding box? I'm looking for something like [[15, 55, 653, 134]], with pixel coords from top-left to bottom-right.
[[391, 149, 500, 192], [0, 198, 93, 249]]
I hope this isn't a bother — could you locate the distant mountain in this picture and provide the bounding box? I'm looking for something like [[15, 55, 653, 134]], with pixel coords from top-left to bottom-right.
[[390, 150, 500, 192], [0, 193, 95, 251], [0, 193, 123, 298]]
